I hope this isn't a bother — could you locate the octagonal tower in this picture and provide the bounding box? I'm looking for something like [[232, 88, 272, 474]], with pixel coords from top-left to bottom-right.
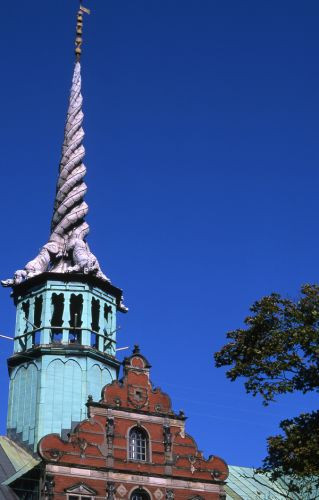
[[2, 5, 127, 452]]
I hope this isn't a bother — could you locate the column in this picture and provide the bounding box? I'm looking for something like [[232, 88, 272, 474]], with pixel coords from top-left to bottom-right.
[[62, 292, 70, 344], [41, 291, 52, 344], [81, 292, 90, 346], [26, 296, 35, 350]]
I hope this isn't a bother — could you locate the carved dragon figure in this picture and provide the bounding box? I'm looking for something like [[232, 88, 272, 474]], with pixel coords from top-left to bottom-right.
[[2, 60, 109, 287]]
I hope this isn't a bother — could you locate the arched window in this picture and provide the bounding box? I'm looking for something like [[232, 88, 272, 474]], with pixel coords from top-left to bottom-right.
[[129, 427, 149, 461], [130, 488, 151, 500]]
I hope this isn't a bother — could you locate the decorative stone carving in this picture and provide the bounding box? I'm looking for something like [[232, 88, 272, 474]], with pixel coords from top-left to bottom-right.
[[133, 344, 140, 354], [2, 62, 109, 287], [86, 394, 93, 418], [70, 434, 88, 458], [211, 468, 222, 479], [106, 417, 115, 447], [44, 473, 55, 498], [117, 484, 127, 498], [154, 489, 164, 500], [128, 384, 148, 409], [48, 448, 63, 462], [163, 423, 172, 452], [166, 489, 174, 500], [106, 481, 116, 500], [65, 483, 97, 495], [188, 454, 200, 474], [67, 238, 108, 280]]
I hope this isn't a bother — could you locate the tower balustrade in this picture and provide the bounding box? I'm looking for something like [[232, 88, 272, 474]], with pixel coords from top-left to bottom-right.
[[14, 278, 117, 356]]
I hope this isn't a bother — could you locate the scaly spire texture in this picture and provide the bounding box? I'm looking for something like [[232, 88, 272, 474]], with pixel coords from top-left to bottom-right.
[[2, 62, 108, 287], [51, 61, 89, 252]]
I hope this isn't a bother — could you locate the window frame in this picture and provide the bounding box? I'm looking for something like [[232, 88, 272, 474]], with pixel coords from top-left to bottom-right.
[[130, 487, 152, 500], [127, 425, 151, 462], [65, 482, 97, 500]]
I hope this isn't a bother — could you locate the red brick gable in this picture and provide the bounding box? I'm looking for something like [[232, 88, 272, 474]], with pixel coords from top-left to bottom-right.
[[38, 347, 228, 499], [101, 348, 174, 415]]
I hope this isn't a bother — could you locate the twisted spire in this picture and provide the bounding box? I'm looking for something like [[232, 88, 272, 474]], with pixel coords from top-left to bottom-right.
[[50, 2, 91, 265], [50, 60, 89, 255], [2, 3, 109, 287]]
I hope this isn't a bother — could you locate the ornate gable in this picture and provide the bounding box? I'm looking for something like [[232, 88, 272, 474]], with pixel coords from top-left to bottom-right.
[[39, 346, 228, 486], [102, 345, 177, 416]]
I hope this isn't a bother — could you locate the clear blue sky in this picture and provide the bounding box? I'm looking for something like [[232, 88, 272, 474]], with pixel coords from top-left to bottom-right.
[[0, 0, 318, 467]]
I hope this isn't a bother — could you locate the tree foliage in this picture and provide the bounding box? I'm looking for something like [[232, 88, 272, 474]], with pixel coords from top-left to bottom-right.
[[215, 284, 319, 495]]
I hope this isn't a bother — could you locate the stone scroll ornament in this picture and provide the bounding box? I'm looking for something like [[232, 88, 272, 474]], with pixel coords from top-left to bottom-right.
[[2, 7, 109, 287]]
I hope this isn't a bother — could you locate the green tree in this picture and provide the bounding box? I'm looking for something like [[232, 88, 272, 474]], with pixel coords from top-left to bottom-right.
[[214, 284, 319, 497]]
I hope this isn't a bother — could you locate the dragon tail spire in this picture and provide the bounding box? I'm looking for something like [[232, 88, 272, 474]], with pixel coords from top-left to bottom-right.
[[1, 4, 109, 287]]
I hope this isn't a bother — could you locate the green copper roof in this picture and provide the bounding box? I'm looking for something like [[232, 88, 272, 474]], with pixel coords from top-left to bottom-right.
[[226, 465, 304, 500], [0, 437, 39, 486]]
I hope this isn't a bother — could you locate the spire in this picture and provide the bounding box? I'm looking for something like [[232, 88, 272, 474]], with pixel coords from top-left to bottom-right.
[[50, 60, 89, 266], [2, 2, 109, 287], [50, 2, 90, 246]]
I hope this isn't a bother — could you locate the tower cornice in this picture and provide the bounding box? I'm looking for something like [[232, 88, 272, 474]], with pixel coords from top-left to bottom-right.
[[10, 272, 127, 313], [7, 345, 121, 373]]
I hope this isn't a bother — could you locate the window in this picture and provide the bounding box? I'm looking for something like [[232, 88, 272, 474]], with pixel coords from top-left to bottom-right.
[[69, 293, 83, 343], [91, 298, 100, 333], [130, 489, 151, 500], [129, 427, 149, 461], [91, 298, 100, 348], [51, 293, 64, 342], [22, 300, 30, 334], [34, 295, 43, 328]]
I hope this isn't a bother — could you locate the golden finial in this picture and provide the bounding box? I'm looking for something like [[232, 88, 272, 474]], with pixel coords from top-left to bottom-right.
[[75, 1, 90, 61]]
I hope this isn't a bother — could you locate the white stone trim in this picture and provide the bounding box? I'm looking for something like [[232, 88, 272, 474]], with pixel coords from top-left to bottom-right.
[[46, 465, 221, 493], [66, 495, 94, 500], [92, 407, 185, 433]]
